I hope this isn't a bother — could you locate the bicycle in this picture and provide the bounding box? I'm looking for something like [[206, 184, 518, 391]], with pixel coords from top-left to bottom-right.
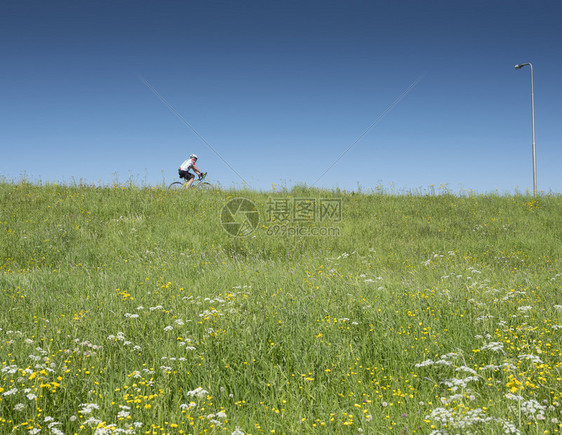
[[168, 172, 215, 190]]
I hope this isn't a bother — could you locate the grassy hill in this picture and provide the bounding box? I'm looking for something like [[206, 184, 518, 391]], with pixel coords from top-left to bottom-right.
[[1, 182, 562, 434]]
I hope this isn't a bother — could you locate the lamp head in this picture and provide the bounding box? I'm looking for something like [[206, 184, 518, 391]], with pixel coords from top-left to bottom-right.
[[515, 63, 529, 70]]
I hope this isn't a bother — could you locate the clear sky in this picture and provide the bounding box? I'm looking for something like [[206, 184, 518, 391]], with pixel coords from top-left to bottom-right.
[[1, 1, 561, 193]]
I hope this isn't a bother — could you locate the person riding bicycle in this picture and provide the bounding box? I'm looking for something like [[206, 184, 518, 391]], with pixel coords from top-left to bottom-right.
[[178, 154, 203, 188]]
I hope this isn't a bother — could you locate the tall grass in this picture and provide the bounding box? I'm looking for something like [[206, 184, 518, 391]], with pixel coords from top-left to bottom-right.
[[1, 181, 561, 434]]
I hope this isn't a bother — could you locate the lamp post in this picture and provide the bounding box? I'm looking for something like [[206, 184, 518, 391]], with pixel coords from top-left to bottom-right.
[[515, 62, 537, 197]]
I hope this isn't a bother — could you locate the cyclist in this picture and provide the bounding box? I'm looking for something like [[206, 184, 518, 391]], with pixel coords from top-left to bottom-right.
[[178, 154, 203, 188]]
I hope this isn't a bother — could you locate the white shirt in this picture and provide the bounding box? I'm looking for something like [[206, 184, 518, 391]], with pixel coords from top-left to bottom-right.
[[180, 158, 195, 172]]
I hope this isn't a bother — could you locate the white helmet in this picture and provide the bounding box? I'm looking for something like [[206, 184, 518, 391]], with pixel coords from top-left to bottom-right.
[[190, 154, 198, 160]]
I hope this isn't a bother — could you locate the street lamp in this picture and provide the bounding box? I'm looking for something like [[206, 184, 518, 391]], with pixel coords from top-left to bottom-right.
[[515, 62, 537, 196]]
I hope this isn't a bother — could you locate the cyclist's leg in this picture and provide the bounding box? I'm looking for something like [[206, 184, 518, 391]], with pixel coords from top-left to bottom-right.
[[185, 172, 196, 188]]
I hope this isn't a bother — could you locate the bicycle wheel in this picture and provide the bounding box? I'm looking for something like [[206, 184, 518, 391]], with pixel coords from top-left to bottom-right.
[[198, 182, 215, 190], [168, 182, 184, 190]]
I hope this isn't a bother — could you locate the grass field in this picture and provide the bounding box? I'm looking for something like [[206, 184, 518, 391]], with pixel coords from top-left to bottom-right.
[[1, 181, 562, 434]]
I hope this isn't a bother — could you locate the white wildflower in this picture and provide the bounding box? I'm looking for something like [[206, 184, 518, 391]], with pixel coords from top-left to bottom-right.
[[455, 366, 477, 375], [117, 410, 130, 418], [79, 403, 100, 414], [518, 354, 543, 364], [415, 359, 434, 368], [187, 387, 208, 398], [480, 342, 504, 352], [84, 417, 102, 425], [521, 399, 546, 415], [1, 365, 18, 374], [502, 420, 521, 434], [506, 393, 524, 401]]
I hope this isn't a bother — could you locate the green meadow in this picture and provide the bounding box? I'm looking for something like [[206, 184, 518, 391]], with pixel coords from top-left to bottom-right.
[[1, 181, 562, 434]]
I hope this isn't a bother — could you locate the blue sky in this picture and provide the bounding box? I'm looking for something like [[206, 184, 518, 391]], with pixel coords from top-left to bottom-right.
[[1, 1, 561, 193]]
